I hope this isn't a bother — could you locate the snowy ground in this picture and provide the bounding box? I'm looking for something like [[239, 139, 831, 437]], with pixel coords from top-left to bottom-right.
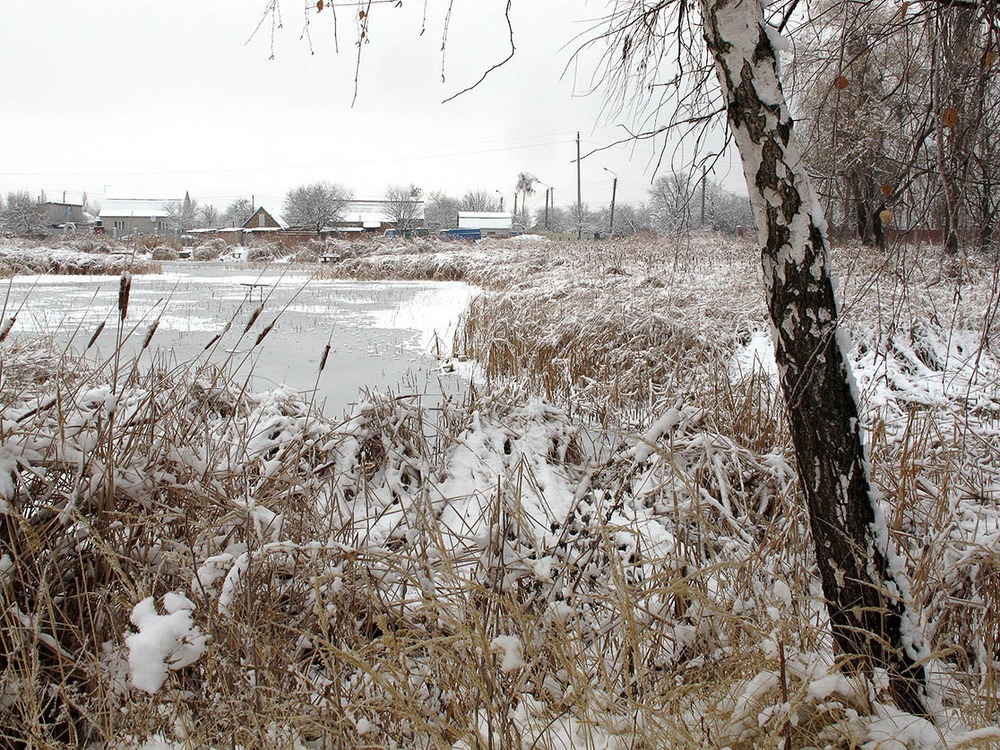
[[2, 236, 999, 748]]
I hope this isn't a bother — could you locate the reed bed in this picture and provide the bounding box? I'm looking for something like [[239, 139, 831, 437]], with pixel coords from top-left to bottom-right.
[[0, 240, 161, 277], [1, 235, 999, 748]]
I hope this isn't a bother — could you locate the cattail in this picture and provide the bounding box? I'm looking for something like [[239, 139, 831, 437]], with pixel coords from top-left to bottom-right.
[[86, 320, 106, 350], [243, 304, 264, 334], [141, 318, 160, 350], [319, 343, 331, 373], [254, 319, 276, 347], [0, 316, 15, 343], [203, 333, 221, 351], [118, 271, 132, 321]]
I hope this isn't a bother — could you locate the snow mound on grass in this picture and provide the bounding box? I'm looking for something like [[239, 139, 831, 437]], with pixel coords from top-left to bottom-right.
[[125, 593, 207, 694], [489, 634, 525, 672]]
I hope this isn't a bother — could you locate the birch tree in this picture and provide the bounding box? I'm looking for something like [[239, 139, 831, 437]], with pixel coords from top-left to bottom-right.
[[698, 0, 928, 714]]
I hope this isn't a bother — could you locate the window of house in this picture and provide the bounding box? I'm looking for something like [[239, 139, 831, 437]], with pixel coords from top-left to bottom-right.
[[259, 213, 265, 227], [113, 220, 125, 231]]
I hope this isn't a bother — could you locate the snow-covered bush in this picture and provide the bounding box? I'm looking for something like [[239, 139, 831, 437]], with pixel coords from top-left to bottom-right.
[[246, 244, 277, 263], [192, 239, 227, 261], [151, 244, 178, 261]]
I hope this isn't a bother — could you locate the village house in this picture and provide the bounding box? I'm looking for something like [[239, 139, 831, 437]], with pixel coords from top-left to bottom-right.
[[98, 198, 177, 239], [242, 206, 284, 235], [330, 198, 425, 234], [40, 196, 86, 229]]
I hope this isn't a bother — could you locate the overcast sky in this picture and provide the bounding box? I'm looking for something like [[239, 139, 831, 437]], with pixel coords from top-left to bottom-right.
[[0, 0, 743, 216]]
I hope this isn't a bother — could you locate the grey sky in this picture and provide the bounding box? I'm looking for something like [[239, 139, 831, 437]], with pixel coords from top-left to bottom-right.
[[0, 1, 743, 215]]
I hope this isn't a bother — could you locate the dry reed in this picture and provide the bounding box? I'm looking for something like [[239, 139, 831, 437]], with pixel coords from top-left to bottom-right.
[[0, 234, 997, 748]]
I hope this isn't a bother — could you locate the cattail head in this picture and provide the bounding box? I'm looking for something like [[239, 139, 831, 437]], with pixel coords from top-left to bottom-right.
[[118, 272, 133, 321], [319, 343, 331, 373], [0, 316, 15, 343], [141, 318, 160, 350], [86, 320, 107, 350], [254, 319, 276, 347], [243, 304, 264, 334]]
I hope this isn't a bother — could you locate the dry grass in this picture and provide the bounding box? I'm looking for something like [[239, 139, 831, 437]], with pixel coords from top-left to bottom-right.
[[1, 236, 999, 748]]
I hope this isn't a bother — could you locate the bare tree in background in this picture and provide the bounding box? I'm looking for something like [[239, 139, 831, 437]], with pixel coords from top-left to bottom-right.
[[460, 189, 501, 212], [381, 184, 423, 236], [649, 172, 697, 234], [166, 192, 202, 232], [791, 0, 1000, 252], [1, 191, 46, 236], [200, 204, 221, 229], [426, 191, 462, 232], [284, 181, 353, 236], [223, 198, 255, 228]]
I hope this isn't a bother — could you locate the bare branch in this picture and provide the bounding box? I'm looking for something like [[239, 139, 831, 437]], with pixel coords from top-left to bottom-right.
[[442, 1, 515, 104]]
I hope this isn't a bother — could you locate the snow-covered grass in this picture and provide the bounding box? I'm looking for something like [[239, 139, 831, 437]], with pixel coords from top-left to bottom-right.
[[1, 235, 999, 747], [0, 238, 162, 277]]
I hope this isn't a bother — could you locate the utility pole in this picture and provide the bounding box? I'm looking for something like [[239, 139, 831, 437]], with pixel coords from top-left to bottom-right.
[[537, 181, 551, 231], [603, 167, 618, 236], [576, 131, 582, 240], [700, 167, 707, 226], [495, 190, 504, 212]]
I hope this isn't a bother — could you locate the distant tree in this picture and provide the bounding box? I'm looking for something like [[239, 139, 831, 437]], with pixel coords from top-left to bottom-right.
[[605, 202, 653, 237], [223, 198, 254, 228], [2, 191, 46, 235], [542, 205, 570, 234], [513, 172, 537, 228], [166, 191, 201, 232], [461, 189, 501, 212], [200, 204, 221, 228], [568, 202, 601, 238], [284, 181, 352, 236], [649, 172, 697, 234], [704, 182, 753, 234], [425, 191, 461, 232], [381, 184, 423, 236]]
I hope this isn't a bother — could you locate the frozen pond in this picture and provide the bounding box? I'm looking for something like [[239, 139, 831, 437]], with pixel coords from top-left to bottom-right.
[[2, 263, 479, 416]]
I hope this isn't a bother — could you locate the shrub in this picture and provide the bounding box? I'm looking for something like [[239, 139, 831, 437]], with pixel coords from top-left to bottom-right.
[[151, 245, 179, 261], [247, 245, 277, 263], [192, 239, 227, 261]]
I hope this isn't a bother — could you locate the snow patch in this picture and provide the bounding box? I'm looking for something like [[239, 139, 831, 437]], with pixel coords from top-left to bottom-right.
[[125, 593, 208, 694]]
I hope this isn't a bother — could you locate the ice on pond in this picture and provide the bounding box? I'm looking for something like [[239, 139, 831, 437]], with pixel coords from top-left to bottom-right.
[[5, 262, 479, 416]]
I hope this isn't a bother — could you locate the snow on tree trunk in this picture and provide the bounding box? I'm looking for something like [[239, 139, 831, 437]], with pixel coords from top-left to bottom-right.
[[699, 0, 929, 717]]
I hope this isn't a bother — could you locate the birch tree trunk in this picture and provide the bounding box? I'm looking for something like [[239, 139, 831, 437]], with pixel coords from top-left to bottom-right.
[[699, 0, 929, 717]]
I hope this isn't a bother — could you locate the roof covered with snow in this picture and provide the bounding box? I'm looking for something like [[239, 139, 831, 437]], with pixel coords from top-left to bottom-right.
[[458, 211, 513, 230], [100, 198, 178, 219], [338, 199, 425, 227]]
